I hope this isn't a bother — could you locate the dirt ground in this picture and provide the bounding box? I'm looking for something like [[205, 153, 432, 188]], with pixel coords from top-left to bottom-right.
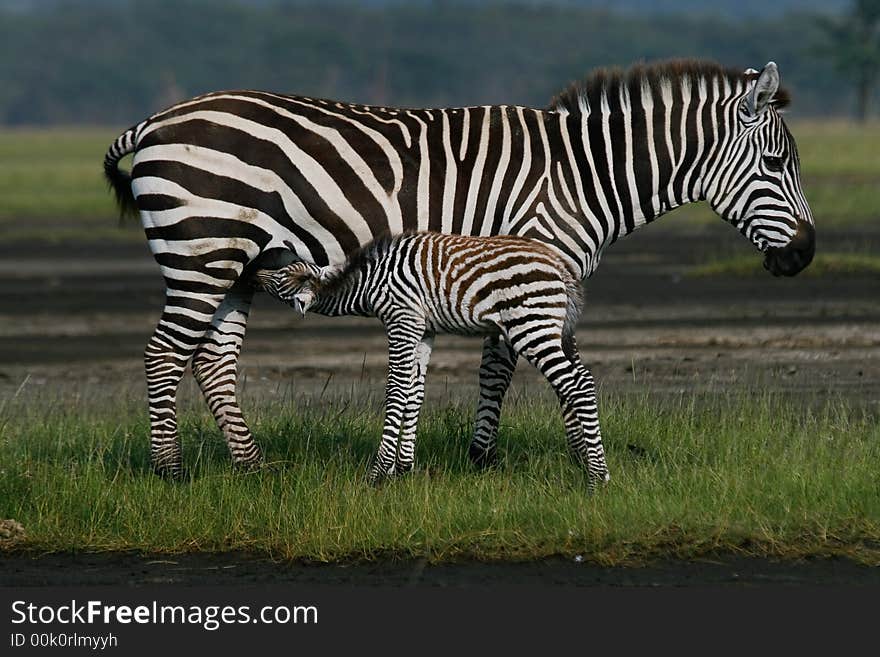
[[1, 221, 877, 406], [1, 220, 877, 585]]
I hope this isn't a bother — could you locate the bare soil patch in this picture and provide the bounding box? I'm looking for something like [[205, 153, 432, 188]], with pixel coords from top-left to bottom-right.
[[1, 225, 877, 406]]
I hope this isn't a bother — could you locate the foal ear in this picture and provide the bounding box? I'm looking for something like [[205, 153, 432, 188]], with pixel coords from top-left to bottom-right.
[[251, 269, 276, 290], [746, 62, 779, 115], [316, 265, 338, 284]]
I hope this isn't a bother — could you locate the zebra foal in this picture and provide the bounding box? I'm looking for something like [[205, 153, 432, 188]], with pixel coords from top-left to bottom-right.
[[254, 233, 609, 487]]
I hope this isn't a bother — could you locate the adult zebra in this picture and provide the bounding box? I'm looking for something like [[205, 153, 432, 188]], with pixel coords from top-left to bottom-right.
[[104, 59, 815, 478]]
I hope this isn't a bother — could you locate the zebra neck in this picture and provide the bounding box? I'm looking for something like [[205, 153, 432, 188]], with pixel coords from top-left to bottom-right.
[[311, 267, 372, 317], [559, 78, 730, 254]]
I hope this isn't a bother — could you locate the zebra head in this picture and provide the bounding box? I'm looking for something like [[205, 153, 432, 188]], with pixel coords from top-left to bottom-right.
[[254, 261, 330, 316], [704, 62, 815, 277]]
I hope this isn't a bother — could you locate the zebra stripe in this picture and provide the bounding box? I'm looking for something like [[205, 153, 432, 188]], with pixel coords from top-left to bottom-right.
[[102, 58, 815, 477], [255, 233, 609, 486]]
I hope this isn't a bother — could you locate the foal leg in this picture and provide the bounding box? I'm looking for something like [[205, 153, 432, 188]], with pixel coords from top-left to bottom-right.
[[370, 320, 424, 484], [469, 336, 518, 469], [510, 331, 609, 488], [562, 334, 608, 481], [396, 332, 434, 475], [191, 282, 262, 469]]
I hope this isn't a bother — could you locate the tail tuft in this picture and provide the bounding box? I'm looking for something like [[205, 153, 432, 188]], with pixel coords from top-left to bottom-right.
[[103, 123, 143, 221]]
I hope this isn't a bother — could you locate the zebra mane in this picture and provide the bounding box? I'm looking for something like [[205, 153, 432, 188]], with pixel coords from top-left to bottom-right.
[[549, 59, 791, 115]]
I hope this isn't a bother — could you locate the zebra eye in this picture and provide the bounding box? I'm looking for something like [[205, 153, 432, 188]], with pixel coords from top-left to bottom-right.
[[763, 155, 784, 172]]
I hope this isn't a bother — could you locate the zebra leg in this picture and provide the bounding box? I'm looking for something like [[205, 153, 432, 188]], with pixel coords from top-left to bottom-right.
[[191, 282, 262, 469], [469, 336, 518, 469], [511, 333, 609, 489], [370, 321, 423, 485], [396, 332, 434, 475], [145, 288, 230, 479], [563, 335, 609, 482]]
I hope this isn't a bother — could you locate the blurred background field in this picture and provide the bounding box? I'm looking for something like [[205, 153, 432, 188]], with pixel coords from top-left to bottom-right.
[[0, 0, 874, 123]]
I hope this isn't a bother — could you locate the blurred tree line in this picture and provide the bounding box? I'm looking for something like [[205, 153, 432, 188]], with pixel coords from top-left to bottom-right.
[[0, 0, 876, 125], [815, 0, 880, 120]]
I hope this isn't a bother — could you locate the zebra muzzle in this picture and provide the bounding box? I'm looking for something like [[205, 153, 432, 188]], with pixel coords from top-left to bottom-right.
[[290, 292, 313, 316], [763, 221, 815, 277]]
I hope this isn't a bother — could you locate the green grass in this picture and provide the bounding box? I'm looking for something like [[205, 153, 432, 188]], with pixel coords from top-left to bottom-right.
[[0, 121, 877, 243], [1, 391, 877, 564], [0, 128, 126, 220], [689, 252, 880, 278], [792, 120, 880, 179]]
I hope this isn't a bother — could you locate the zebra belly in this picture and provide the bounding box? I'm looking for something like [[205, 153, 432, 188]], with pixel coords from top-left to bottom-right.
[[425, 314, 500, 338]]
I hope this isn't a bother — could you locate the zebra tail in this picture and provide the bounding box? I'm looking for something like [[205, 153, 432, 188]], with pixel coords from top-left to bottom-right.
[[103, 122, 143, 220]]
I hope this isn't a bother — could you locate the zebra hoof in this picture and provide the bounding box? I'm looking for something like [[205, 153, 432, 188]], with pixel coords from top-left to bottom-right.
[[587, 470, 610, 493], [468, 446, 498, 471], [232, 456, 264, 473], [395, 461, 415, 476], [152, 464, 187, 481], [368, 462, 397, 486]]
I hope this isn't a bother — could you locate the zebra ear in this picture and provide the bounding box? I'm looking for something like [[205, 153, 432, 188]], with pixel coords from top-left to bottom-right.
[[747, 62, 779, 115]]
